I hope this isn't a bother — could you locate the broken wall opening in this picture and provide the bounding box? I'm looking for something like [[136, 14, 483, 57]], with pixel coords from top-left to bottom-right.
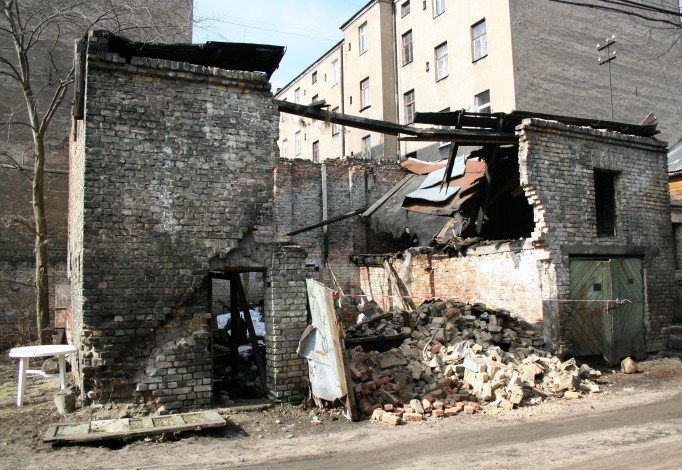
[[209, 270, 267, 400]]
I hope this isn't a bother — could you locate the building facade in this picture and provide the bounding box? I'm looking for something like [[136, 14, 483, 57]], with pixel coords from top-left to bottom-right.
[[276, 0, 682, 163]]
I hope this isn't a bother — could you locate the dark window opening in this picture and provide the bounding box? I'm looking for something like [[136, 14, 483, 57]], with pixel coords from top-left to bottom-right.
[[209, 270, 267, 400], [595, 169, 617, 237]]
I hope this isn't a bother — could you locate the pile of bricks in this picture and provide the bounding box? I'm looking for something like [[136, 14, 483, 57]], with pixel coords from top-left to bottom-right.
[[348, 299, 603, 424]]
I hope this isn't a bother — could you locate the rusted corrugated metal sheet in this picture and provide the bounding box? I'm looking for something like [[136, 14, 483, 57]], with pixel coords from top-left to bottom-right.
[[400, 158, 447, 175], [402, 158, 486, 215], [298, 279, 356, 420]]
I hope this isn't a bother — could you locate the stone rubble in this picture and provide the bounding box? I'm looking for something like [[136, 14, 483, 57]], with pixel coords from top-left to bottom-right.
[[346, 300, 603, 424]]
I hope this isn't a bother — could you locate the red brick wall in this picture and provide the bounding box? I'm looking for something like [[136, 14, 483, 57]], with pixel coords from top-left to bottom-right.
[[359, 242, 547, 325]]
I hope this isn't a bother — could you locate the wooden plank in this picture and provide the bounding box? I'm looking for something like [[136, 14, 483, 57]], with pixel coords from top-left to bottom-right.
[[363, 175, 413, 217], [231, 274, 267, 394], [44, 411, 225, 443], [285, 208, 367, 236]]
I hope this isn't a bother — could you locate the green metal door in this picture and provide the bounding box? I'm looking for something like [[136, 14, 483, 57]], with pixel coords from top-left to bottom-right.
[[609, 258, 645, 362], [569, 258, 644, 365], [569, 260, 610, 357]]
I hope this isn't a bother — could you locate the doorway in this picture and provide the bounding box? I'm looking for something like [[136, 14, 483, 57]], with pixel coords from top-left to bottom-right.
[[209, 270, 267, 400], [569, 258, 645, 365]]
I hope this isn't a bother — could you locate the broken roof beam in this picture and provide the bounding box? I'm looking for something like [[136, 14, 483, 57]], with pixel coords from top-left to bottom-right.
[[276, 100, 419, 136], [415, 110, 508, 130], [400, 129, 517, 145]]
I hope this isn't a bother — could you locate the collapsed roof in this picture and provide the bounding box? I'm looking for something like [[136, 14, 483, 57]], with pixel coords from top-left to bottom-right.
[[277, 104, 659, 247], [89, 30, 286, 78], [363, 146, 533, 246]]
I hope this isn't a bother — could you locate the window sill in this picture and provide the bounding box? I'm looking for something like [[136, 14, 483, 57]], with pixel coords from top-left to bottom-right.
[[402, 60, 413, 67], [360, 105, 371, 112], [436, 74, 448, 82], [472, 54, 488, 64]]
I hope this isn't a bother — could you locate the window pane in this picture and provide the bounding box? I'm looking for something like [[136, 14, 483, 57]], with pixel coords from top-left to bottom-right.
[[433, 0, 445, 17], [475, 90, 491, 113], [404, 90, 415, 124], [436, 42, 448, 80], [362, 135, 372, 158], [359, 23, 368, 54], [472, 20, 488, 61], [361, 78, 370, 109], [401, 0, 410, 16], [402, 31, 413, 65], [331, 60, 338, 86], [313, 141, 319, 163]]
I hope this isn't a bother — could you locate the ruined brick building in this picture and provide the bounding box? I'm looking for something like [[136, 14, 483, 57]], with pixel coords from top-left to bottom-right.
[[67, 28, 675, 409]]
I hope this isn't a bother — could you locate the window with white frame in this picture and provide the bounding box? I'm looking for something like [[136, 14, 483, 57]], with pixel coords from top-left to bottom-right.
[[294, 87, 301, 104], [331, 59, 339, 86], [360, 78, 370, 109], [401, 0, 410, 17], [282, 139, 288, 158], [472, 19, 487, 61], [312, 71, 318, 83], [312, 94, 318, 104], [404, 90, 415, 124], [312, 141, 320, 163], [332, 107, 340, 135], [433, 0, 445, 17], [475, 90, 491, 114], [435, 42, 448, 80], [295, 131, 301, 155], [359, 22, 368, 54], [402, 30, 413, 65], [362, 135, 372, 159]]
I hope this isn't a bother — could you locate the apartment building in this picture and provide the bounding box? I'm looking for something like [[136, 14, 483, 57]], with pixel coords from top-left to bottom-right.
[[276, 0, 682, 162]]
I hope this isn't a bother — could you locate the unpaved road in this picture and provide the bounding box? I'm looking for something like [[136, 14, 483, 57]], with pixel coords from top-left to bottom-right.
[[233, 392, 682, 470], [2, 356, 681, 469]]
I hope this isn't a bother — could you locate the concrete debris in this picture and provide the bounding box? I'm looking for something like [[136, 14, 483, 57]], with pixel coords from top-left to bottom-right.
[[348, 300, 603, 422], [621, 357, 637, 374]]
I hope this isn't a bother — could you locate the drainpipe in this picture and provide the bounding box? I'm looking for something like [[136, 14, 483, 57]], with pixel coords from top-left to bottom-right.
[[391, 0, 400, 161], [321, 164, 329, 260], [340, 47, 346, 158]]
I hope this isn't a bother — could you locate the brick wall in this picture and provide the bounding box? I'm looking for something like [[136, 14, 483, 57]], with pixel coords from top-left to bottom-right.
[[260, 158, 407, 294], [518, 118, 675, 353], [265, 245, 308, 401], [359, 242, 547, 323], [69, 32, 286, 408]]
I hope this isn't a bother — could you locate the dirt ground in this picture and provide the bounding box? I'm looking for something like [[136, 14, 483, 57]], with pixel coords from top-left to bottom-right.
[[1, 351, 681, 469]]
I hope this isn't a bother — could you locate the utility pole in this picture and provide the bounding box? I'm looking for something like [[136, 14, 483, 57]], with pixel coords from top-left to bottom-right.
[[597, 35, 617, 121]]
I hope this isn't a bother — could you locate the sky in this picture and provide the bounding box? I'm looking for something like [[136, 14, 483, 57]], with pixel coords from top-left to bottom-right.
[[192, 0, 366, 91]]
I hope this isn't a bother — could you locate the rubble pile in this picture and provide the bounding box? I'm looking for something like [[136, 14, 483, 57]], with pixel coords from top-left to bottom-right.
[[346, 300, 603, 423]]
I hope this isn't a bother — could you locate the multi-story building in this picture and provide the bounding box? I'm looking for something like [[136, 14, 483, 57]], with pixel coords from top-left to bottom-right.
[[276, 0, 682, 162]]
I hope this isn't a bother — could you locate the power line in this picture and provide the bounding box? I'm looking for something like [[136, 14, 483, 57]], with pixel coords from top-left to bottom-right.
[[200, 19, 341, 42], [548, 0, 682, 27]]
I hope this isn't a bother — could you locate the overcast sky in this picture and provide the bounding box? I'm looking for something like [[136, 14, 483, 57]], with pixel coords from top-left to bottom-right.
[[193, 0, 365, 90]]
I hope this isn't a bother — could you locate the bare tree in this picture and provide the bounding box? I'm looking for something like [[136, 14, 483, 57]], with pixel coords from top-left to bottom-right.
[[0, 0, 192, 343]]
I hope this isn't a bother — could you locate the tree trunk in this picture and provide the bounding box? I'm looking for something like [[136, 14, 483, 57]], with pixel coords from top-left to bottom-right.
[[33, 136, 50, 344]]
